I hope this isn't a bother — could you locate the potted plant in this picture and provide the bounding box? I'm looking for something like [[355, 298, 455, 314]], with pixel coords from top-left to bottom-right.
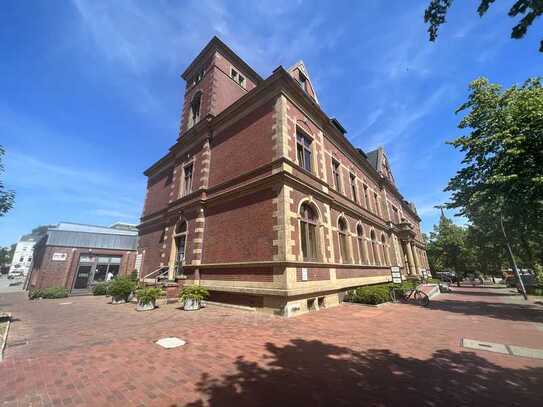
[[109, 277, 136, 304], [135, 287, 162, 311], [179, 285, 209, 311]]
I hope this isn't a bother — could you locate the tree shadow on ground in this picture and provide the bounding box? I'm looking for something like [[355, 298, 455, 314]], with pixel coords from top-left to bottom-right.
[[426, 298, 543, 323], [185, 339, 542, 407]]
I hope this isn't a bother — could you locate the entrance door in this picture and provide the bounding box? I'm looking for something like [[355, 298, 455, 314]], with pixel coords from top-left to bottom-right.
[[74, 265, 92, 289], [175, 235, 186, 275]]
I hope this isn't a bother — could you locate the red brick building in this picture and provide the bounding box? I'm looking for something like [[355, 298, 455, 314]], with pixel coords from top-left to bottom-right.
[[27, 223, 138, 293], [138, 37, 429, 316]]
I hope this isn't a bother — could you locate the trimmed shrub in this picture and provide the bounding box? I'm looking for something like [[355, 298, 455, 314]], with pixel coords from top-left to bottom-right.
[[179, 285, 209, 303], [129, 270, 139, 282], [346, 282, 414, 305], [136, 288, 162, 305], [526, 286, 543, 296], [109, 277, 136, 302], [29, 287, 69, 300], [351, 285, 391, 305], [93, 283, 110, 296]]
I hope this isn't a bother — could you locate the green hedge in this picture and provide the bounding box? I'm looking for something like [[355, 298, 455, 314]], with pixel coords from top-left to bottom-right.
[[346, 283, 413, 305], [29, 287, 69, 300], [93, 282, 110, 296], [526, 286, 543, 296]]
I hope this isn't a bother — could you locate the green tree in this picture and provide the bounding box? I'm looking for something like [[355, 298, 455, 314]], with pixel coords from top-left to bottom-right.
[[445, 77, 543, 270], [0, 246, 14, 266], [427, 213, 472, 279], [0, 145, 15, 216], [424, 0, 543, 52]]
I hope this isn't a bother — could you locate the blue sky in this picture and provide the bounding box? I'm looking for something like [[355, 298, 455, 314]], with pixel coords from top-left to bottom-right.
[[0, 0, 541, 246]]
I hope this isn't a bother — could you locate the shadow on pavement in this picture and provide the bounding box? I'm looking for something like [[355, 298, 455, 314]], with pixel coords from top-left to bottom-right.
[[185, 339, 542, 407]]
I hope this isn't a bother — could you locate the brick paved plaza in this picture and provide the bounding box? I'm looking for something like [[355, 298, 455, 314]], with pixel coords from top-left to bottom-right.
[[1, 287, 542, 406]]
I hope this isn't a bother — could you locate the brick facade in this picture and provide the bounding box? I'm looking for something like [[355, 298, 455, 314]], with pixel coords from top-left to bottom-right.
[[138, 37, 429, 316]]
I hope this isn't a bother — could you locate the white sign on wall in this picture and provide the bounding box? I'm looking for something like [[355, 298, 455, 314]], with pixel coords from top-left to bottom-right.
[[301, 268, 308, 281], [52, 253, 67, 261], [390, 266, 402, 284]]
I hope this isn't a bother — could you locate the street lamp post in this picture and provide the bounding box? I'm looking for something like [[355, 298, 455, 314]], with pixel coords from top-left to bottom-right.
[[500, 212, 527, 300]]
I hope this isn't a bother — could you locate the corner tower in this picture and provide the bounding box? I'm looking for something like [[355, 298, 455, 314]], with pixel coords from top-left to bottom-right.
[[179, 36, 263, 135]]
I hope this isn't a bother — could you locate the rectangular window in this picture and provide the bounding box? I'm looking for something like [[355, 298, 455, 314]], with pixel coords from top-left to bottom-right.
[[182, 164, 193, 197], [296, 131, 312, 172], [374, 192, 380, 215], [392, 206, 400, 224], [363, 184, 370, 210], [350, 173, 357, 203], [231, 68, 246, 88], [332, 160, 341, 193]]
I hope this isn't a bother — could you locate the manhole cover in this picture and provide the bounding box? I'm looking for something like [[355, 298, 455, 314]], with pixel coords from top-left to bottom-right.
[[155, 337, 186, 349]]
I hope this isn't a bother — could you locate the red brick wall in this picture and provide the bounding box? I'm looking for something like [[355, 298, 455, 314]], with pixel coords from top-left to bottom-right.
[[200, 267, 274, 282], [143, 168, 174, 217], [203, 189, 275, 263], [30, 246, 136, 290], [208, 100, 275, 187], [335, 267, 390, 279], [296, 267, 330, 282]]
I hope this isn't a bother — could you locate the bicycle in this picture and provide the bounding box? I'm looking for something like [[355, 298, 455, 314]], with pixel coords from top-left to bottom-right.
[[390, 280, 430, 307]]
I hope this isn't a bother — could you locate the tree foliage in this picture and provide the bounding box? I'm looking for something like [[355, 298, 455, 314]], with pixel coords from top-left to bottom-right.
[[444, 77, 543, 270], [424, 0, 543, 52], [427, 213, 471, 276], [0, 145, 15, 217]]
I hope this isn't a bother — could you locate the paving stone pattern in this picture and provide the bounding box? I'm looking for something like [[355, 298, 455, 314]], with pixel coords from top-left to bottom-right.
[[1, 286, 542, 406]]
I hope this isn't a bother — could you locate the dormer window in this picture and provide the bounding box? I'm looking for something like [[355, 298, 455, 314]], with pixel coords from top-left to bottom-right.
[[188, 91, 202, 129], [230, 67, 246, 88]]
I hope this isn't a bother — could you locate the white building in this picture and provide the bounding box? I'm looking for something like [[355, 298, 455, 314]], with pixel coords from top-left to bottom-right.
[[9, 237, 36, 276]]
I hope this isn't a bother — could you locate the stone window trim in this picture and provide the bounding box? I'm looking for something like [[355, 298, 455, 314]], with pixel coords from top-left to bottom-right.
[[179, 158, 196, 198], [171, 219, 188, 277], [356, 222, 368, 265], [298, 202, 321, 262], [230, 66, 246, 89], [370, 229, 381, 266], [296, 127, 314, 174], [349, 172, 358, 204], [188, 91, 203, 129], [380, 233, 390, 266], [337, 215, 350, 264], [332, 159, 342, 193]]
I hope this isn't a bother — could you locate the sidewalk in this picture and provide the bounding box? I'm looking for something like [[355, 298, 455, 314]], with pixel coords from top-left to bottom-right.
[[0, 286, 542, 406]]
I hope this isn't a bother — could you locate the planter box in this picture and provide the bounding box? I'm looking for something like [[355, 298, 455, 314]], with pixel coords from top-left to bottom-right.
[[111, 297, 126, 305], [183, 298, 201, 311], [136, 301, 155, 311]]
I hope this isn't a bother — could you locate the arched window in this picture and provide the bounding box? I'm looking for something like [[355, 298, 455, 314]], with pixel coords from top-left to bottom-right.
[[370, 230, 380, 266], [188, 92, 202, 128], [300, 203, 318, 260], [381, 234, 390, 266], [357, 224, 367, 264], [338, 217, 349, 263], [174, 221, 187, 275]]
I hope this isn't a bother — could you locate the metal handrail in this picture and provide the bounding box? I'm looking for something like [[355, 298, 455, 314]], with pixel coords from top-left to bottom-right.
[[142, 265, 169, 281]]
